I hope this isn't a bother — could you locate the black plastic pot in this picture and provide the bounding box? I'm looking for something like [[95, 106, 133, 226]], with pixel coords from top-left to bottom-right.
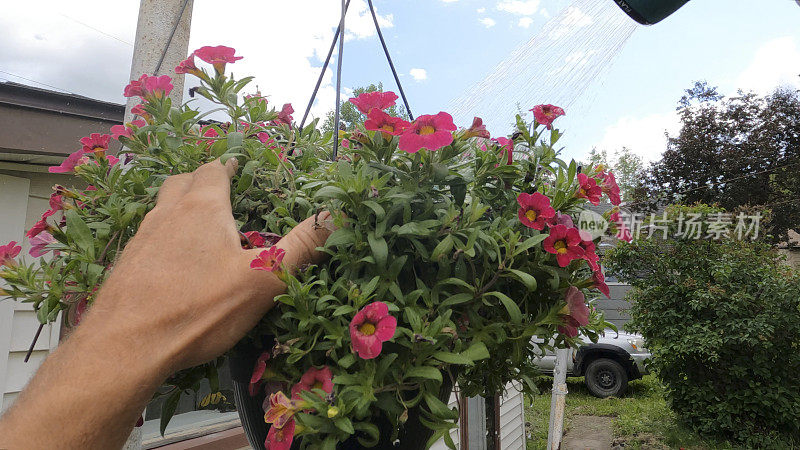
[[229, 341, 454, 450]]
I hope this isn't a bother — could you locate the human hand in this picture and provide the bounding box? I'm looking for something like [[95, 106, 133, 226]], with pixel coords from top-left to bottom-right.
[[84, 159, 334, 377]]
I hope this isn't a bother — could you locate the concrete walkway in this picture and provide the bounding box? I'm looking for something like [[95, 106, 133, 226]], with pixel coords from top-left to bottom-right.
[[561, 415, 613, 450]]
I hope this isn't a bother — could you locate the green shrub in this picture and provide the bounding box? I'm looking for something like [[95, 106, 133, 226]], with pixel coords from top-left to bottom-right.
[[606, 224, 800, 445]]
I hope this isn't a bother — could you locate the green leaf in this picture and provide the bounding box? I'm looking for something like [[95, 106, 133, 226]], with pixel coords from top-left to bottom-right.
[[507, 269, 538, 291], [405, 366, 443, 383], [226, 131, 244, 151], [325, 228, 355, 248], [486, 291, 522, 324], [367, 232, 388, 270], [65, 209, 95, 260], [431, 235, 454, 261], [362, 200, 385, 220], [461, 341, 490, 362], [424, 392, 459, 420], [432, 351, 474, 366], [334, 417, 355, 434], [354, 422, 380, 447], [315, 185, 348, 201], [440, 293, 474, 308], [513, 234, 548, 256], [160, 390, 181, 436]]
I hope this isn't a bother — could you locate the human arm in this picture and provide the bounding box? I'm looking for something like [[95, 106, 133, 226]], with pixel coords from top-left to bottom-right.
[[0, 159, 333, 449]]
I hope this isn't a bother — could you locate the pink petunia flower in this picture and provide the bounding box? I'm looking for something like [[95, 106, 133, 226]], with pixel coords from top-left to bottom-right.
[[0, 241, 22, 266], [49, 193, 64, 212], [265, 417, 295, 450], [364, 109, 411, 137], [242, 231, 267, 249], [543, 224, 585, 267], [123, 74, 147, 98], [593, 267, 611, 298], [579, 230, 600, 272], [175, 54, 202, 77], [290, 366, 333, 400], [250, 247, 286, 272], [530, 104, 565, 130], [29, 232, 57, 258], [274, 104, 294, 126], [349, 302, 397, 359], [517, 192, 555, 230], [495, 137, 514, 165], [49, 150, 91, 174], [601, 171, 622, 206], [349, 91, 399, 115], [249, 351, 271, 397], [558, 286, 590, 337], [143, 75, 173, 99], [80, 133, 111, 156], [576, 173, 602, 206], [193, 45, 243, 74], [131, 103, 149, 119], [398, 112, 457, 154], [464, 117, 491, 139]]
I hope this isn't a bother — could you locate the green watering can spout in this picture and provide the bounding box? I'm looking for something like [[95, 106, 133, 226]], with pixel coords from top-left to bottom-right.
[[612, 0, 691, 25]]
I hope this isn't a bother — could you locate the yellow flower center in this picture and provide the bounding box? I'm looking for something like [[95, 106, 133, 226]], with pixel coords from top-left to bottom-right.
[[382, 125, 395, 133], [579, 188, 586, 196], [313, 381, 323, 390], [554, 240, 568, 254], [419, 125, 436, 136], [359, 322, 376, 336], [525, 210, 538, 222]]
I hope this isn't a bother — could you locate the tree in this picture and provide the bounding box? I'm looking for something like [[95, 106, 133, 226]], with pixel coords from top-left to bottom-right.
[[638, 80, 800, 242], [583, 147, 645, 203], [321, 82, 408, 133]]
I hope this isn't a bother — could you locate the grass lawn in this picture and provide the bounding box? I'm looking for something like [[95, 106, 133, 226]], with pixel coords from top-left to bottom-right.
[[524, 375, 742, 450]]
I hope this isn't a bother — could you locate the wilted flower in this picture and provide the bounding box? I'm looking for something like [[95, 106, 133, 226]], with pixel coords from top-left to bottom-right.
[[29, 232, 57, 258], [274, 104, 294, 126], [349, 302, 397, 359], [398, 112, 457, 153], [546, 212, 575, 229], [543, 224, 585, 267], [250, 247, 286, 272], [349, 91, 398, 115], [26, 210, 56, 239], [249, 351, 271, 396], [193, 45, 243, 74], [579, 230, 600, 272], [290, 366, 334, 400], [601, 171, 622, 206], [263, 392, 300, 430], [175, 54, 202, 77], [364, 109, 410, 137], [464, 117, 490, 139], [242, 231, 267, 249], [530, 104, 565, 130], [576, 173, 602, 206], [558, 286, 590, 337], [593, 267, 611, 298], [517, 192, 555, 230], [0, 241, 21, 266]]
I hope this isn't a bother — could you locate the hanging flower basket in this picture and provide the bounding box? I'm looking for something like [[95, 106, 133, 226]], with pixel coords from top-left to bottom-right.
[[0, 45, 625, 449]]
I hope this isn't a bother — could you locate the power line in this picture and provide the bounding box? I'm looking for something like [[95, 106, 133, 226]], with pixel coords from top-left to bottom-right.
[[59, 13, 133, 47], [0, 69, 78, 95]]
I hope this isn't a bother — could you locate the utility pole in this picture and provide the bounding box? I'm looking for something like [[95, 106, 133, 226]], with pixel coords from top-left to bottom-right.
[[547, 348, 570, 449], [124, 0, 195, 125], [123, 4, 194, 448]]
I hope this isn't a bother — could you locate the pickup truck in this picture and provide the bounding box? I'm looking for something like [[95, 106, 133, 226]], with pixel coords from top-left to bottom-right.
[[534, 330, 650, 397]]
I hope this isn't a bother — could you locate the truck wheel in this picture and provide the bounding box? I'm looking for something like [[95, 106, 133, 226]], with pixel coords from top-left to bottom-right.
[[585, 358, 628, 398]]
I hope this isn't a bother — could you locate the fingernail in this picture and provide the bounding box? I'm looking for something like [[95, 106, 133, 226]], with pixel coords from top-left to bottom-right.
[[226, 158, 239, 171]]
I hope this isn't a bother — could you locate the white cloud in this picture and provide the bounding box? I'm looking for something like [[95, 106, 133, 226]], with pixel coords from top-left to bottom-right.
[[595, 112, 681, 162], [539, 7, 550, 18], [518, 17, 534, 28], [480, 17, 497, 28], [477, 7, 486, 13], [409, 68, 428, 81], [0, 0, 393, 122], [440, 0, 459, 3], [496, 0, 541, 16], [736, 36, 800, 94]]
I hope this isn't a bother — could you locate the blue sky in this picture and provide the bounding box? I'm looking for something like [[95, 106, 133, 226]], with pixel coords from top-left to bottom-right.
[[1, 0, 798, 164]]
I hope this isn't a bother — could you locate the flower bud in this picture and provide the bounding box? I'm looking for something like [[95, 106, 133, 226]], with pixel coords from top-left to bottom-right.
[[327, 406, 340, 418]]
